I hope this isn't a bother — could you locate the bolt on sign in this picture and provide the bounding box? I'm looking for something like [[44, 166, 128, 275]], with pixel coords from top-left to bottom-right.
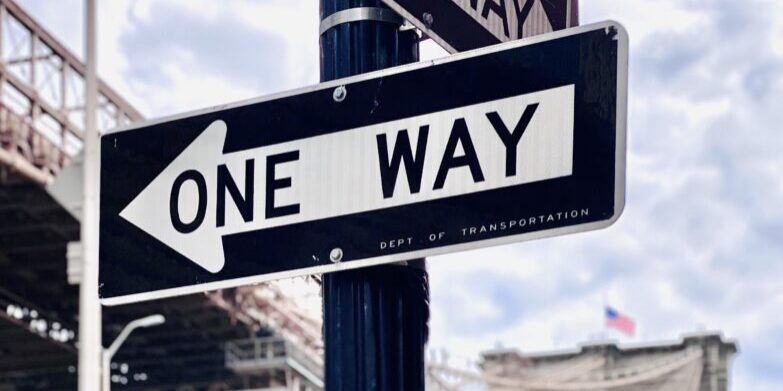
[[382, 0, 579, 53], [99, 22, 627, 305]]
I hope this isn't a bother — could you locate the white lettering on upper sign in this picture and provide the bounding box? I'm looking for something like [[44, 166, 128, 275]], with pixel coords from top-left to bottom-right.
[[119, 85, 575, 273], [451, 0, 570, 41]]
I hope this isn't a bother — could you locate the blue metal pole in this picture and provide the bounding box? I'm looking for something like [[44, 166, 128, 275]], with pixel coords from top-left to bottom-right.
[[319, 1, 429, 390]]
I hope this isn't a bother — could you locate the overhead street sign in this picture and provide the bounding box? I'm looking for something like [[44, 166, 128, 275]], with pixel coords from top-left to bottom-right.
[[99, 22, 628, 305], [381, 0, 578, 53]]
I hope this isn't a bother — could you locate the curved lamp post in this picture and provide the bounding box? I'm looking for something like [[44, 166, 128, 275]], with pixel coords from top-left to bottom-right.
[[102, 314, 165, 390]]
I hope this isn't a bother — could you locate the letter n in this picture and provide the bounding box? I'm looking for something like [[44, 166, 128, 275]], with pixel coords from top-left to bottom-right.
[[217, 159, 254, 227]]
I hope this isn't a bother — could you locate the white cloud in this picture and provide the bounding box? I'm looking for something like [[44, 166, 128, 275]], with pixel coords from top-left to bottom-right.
[[427, 1, 783, 389]]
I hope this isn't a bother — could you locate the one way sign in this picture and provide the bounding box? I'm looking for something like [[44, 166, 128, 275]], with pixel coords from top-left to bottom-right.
[[120, 87, 573, 275], [381, 0, 579, 52], [99, 22, 627, 305]]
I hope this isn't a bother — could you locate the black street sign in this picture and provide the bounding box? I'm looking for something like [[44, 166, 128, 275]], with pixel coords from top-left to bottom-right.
[[99, 22, 628, 305], [382, 0, 578, 53]]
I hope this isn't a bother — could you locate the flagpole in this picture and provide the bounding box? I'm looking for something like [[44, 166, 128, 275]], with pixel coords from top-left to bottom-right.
[[601, 291, 608, 340]]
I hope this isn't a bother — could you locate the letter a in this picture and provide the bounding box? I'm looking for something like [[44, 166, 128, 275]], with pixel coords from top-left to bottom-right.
[[434, 118, 485, 190]]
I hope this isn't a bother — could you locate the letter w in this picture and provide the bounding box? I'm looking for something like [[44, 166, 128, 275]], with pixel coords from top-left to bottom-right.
[[376, 127, 429, 199]]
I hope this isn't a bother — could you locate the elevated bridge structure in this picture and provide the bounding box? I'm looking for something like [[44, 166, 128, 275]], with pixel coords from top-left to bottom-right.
[[0, 0, 140, 185], [0, 1, 324, 389], [426, 333, 737, 391]]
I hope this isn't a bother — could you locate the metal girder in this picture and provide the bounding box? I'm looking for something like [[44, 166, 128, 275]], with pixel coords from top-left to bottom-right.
[[0, 315, 76, 355], [0, 222, 65, 234], [1, 241, 65, 254], [0, 0, 142, 121], [0, 325, 28, 342], [0, 0, 145, 187], [0, 64, 81, 133], [0, 351, 74, 372], [4, 52, 57, 65]]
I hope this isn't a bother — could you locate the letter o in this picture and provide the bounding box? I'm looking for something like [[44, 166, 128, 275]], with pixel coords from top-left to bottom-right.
[[170, 170, 207, 234]]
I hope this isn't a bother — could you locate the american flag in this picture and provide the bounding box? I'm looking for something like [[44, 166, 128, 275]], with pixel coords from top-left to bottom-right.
[[605, 306, 635, 336]]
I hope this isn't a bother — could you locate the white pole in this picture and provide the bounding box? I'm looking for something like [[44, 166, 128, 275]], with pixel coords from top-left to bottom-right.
[[101, 352, 110, 391], [79, 0, 102, 389]]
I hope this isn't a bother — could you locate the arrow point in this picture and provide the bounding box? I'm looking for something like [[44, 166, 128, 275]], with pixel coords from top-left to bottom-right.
[[119, 120, 229, 274], [185, 236, 225, 274]]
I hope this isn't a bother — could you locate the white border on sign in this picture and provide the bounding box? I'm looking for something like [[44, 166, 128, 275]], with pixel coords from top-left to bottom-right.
[[100, 21, 629, 306]]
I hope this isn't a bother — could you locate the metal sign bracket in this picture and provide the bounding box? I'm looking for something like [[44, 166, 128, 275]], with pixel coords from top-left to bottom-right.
[[319, 7, 404, 35]]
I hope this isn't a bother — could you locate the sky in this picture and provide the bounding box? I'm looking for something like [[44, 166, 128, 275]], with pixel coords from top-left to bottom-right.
[[15, 0, 783, 389]]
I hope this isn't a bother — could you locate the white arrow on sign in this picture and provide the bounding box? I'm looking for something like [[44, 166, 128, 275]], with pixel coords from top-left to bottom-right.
[[119, 85, 575, 273], [120, 120, 230, 273]]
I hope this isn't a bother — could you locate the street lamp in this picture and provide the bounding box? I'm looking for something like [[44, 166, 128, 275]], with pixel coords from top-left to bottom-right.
[[102, 314, 165, 390]]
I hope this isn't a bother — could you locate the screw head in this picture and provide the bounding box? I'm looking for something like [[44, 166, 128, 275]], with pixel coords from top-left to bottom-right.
[[333, 86, 347, 102], [329, 248, 343, 263], [422, 12, 434, 27]]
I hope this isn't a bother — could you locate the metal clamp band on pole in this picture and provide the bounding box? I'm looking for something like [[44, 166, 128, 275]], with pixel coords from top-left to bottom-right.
[[319, 7, 404, 35]]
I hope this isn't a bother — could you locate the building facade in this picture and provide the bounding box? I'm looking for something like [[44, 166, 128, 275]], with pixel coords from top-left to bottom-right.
[[479, 332, 737, 391]]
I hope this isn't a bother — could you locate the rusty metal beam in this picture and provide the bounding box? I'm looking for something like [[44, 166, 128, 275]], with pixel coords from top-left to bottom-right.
[[0, 64, 80, 135]]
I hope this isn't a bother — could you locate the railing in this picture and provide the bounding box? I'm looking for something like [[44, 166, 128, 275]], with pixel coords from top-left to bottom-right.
[[0, 101, 64, 183], [225, 336, 324, 389]]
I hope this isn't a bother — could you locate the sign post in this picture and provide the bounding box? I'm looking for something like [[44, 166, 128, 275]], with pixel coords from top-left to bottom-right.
[[320, 1, 429, 389]]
